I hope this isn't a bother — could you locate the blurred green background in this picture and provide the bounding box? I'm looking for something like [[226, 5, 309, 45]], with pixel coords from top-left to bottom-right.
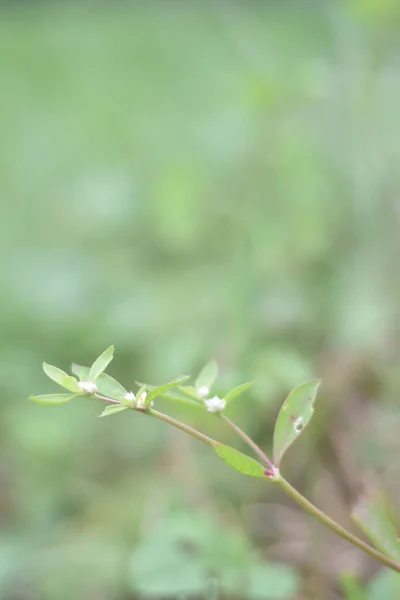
[[1, 1, 400, 598]]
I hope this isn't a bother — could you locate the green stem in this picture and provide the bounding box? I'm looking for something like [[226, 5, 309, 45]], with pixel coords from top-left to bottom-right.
[[221, 414, 274, 470], [94, 393, 219, 448], [220, 414, 400, 573], [94, 393, 400, 573], [276, 474, 400, 574], [148, 407, 220, 447], [95, 393, 120, 405]]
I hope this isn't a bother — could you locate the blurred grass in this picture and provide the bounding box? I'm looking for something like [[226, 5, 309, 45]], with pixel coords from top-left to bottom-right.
[[1, 1, 400, 598]]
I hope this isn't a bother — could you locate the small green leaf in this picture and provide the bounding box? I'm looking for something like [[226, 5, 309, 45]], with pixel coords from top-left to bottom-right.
[[272, 379, 321, 467], [71, 363, 89, 381], [214, 445, 266, 478], [138, 383, 202, 407], [224, 381, 253, 405], [145, 376, 190, 407], [43, 363, 81, 393], [195, 360, 218, 392], [89, 345, 114, 381], [30, 393, 77, 406], [72, 364, 127, 400], [352, 489, 400, 562], [93, 373, 128, 400], [99, 404, 129, 417], [160, 393, 203, 407], [178, 385, 202, 401]]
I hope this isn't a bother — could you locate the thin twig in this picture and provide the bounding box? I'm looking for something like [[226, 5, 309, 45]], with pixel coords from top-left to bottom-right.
[[94, 393, 219, 447], [149, 408, 220, 447], [221, 414, 274, 470], [93, 392, 400, 573]]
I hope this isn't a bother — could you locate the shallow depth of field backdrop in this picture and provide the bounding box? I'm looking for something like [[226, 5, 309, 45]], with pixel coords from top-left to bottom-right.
[[1, 1, 400, 599]]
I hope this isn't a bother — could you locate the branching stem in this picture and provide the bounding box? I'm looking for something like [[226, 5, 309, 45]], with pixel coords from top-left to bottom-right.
[[94, 393, 219, 447], [93, 393, 400, 574], [149, 407, 220, 447], [221, 414, 274, 471], [220, 414, 400, 573]]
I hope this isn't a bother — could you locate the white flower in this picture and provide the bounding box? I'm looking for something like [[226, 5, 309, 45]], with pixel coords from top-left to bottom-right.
[[78, 380, 97, 394], [197, 386, 210, 399], [136, 391, 147, 409], [124, 391, 136, 406], [136, 390, 149, 410], [204, 396, 226, 413]]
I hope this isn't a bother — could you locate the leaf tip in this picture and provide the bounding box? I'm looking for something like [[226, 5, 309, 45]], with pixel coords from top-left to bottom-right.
[[105, 344, 115, 357]]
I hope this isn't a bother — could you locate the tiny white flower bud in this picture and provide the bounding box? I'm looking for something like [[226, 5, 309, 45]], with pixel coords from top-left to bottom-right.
[[78, 380, 97, 394], [124, 391, 136, 406], [197, 386, 210, 399], [136, 390, 148, 410], [204, 396, 226, 413]]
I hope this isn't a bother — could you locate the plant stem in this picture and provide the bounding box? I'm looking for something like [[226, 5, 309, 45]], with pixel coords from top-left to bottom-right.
[[276, 474, 400, 573], [221, 414, 274, 471], [94, 392, 219, 447], [94, 393, 400, 572], [220, 414, 400, 572], [149, 407, 220, 447], [95, 393, 121, 405]]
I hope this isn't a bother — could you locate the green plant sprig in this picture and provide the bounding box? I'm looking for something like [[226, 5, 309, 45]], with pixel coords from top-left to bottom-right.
[[30, 349, 400, 574]]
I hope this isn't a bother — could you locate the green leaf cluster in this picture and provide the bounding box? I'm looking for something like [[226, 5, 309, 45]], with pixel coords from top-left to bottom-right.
[[30, 346, 122, 407]]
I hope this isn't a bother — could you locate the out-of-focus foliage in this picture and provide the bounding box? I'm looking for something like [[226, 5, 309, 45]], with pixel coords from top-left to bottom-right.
[[129, 511, 299, 599], [341, 570, 400, 600], [1, 0, 400, 598], [352, 488, 400, 562]]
